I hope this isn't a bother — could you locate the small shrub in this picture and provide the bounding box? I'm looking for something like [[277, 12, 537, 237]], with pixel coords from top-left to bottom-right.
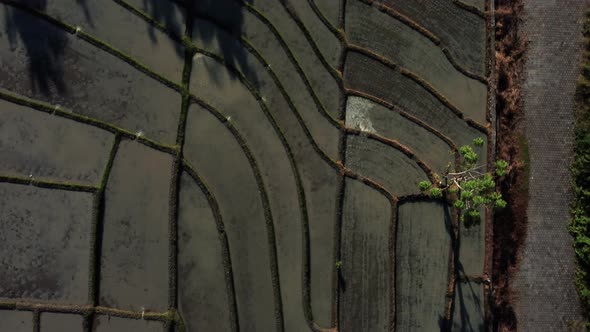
[[473, 137, 485, 147], [419, 180, 432, 191], [429, 187, 443, 199]]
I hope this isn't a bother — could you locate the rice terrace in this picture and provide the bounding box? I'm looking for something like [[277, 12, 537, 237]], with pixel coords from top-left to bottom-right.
[[0, 0, 588, 331]]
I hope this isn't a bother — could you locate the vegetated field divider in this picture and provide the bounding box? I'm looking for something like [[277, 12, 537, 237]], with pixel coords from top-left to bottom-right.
[[86, 135, 120, 332], [167, 8, 196, 324], [0, 302, 172, 322], [187, 96, 286, 332], [185, 38, 323, 331], [115, 0, 347, 177], [346, 45, 487, 133], [224, 0, 341, 128], [0, 1, 433, 329], [306, 0, 345, 40], [453, 0, 486, 19], [137, 0, 342, 131], [32, 310, 40, 332], [344, 128, 437, 183], [0, 89, 179, 156], [88, 134, 121, 304], [116, 0, 344, 176], [181, 159, 240, 332], [344, 88, 460, 155], [355, 0, 439, 44], [353, 0, 487, 83], [273, 0, 343, 81], [192, 47, 442, 182], [121, 1, 423, 329], [0, 175, 98, 193]]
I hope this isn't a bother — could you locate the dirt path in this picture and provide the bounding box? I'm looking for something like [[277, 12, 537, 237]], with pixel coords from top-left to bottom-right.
[[513, 1, 589, 330]]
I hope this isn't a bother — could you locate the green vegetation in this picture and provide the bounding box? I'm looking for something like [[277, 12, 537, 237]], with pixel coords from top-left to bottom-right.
[[419, 137, 507, 222], [569, 11, 590, 322]]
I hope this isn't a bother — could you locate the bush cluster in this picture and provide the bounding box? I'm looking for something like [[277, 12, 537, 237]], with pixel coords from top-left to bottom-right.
[[569, 11, 590, 319]]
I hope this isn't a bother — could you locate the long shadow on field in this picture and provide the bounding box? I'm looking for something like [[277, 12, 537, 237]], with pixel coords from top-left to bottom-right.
[[4, 0, 68, 96], [451, 272, 484, 332], [190, 0, 258, 86], [140, 0, 184, 58], [76, 0, 94, 28], [447, 202, 484, 332]]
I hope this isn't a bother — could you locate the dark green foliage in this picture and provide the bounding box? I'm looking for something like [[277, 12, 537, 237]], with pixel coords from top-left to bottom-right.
[[495, 159, 509, 176], [473, 137, 485, 147], [429, 187, 443, 199], [570, 11, 590, 321], [459, 145, 478, 166], [417, 137, 507, 223], [419, 180, 432, 191]]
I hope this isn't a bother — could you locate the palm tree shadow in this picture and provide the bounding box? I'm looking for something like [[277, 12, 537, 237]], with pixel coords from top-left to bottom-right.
[[140, 0, 184, 58], [76, 0, 94, 28], [191, 0, 259, 87], [4, 0, 68, 96]]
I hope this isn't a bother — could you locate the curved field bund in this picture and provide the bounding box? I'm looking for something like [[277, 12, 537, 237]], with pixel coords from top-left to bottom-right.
[[0, 0, 492, 331]]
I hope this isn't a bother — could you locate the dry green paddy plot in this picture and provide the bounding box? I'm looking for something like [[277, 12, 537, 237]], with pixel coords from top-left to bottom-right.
[[346, 0, 487, 123], [345, 134, 428, 196], [381, 0, 486, 75], [100, 140, 173, 311], [178, 171, 234, 332], [344, 52, 486, 150], [339, 178, 394, 332], [396, 201, 452, 332], [0, 311, 32, 332], [41, 312, 84, 332], [0, 184, 92, 304]]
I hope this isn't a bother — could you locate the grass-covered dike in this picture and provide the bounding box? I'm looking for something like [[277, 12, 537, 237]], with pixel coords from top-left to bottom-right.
[[569, 11, 590, 326]]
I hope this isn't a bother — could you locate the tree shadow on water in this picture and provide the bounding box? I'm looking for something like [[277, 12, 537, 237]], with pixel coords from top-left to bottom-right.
[[140, 0, 184, 58], [76, 0, 94, 28], [191, 0, 259, 87], [4, 0, 68, 96]]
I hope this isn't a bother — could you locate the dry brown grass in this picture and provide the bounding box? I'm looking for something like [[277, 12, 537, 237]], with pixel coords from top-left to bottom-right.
[[492, 1, 529, 331]]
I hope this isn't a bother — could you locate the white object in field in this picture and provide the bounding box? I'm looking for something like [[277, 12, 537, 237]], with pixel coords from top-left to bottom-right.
[[346, 102, 377, 134]]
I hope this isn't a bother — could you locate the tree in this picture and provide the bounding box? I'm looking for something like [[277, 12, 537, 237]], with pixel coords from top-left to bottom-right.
[[418, 137, 508, 223]]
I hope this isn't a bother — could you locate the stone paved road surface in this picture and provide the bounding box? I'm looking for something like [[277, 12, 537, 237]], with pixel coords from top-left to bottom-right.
[[514, 1, 589, 331]]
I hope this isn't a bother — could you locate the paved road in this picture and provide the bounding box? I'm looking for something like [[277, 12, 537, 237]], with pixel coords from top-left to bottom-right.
[[514, 1, 589, 331]]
